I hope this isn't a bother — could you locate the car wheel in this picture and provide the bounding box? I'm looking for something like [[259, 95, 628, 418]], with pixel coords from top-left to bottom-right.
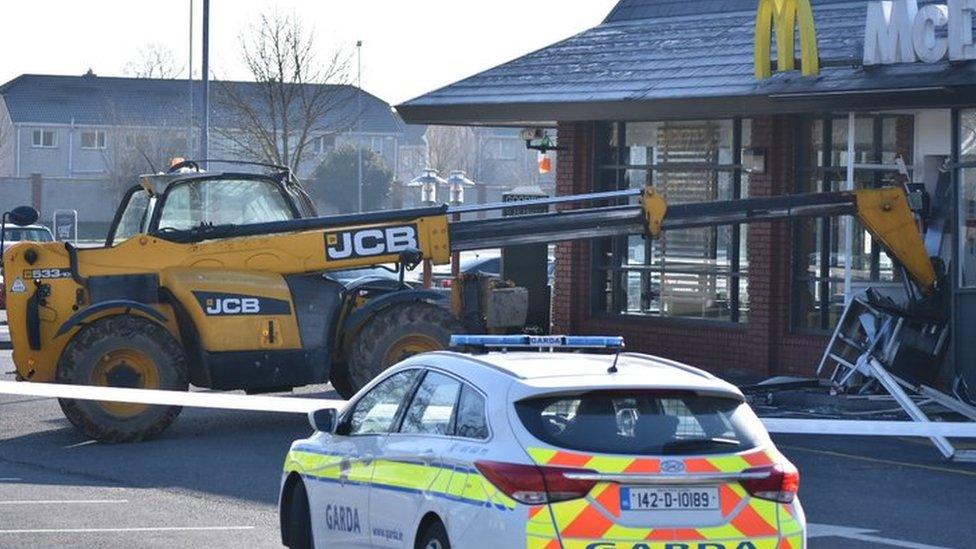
[[416, 520, 450, 549], [285, 480, 313, 549]]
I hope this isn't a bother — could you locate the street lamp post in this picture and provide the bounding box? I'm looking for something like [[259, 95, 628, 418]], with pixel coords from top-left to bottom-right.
[[356, 40, 363, 212], [407, 169, 447, 288], [200, 0, 210, 165], [446, 170, 476, 278]]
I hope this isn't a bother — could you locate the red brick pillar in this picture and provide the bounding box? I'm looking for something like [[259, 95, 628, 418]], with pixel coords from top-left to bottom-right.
[[551, 122, 596, 334], [745, 116, 797, 375]]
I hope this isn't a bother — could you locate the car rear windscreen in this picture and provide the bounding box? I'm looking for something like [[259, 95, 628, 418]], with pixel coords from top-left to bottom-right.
[[515, 391, 767, 456]]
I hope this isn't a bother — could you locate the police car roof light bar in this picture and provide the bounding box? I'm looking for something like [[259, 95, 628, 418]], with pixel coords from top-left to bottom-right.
[[450, 335, 625, 351]]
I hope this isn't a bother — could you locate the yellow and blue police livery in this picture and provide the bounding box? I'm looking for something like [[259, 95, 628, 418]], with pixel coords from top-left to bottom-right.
[[279, 336, 805, 549]]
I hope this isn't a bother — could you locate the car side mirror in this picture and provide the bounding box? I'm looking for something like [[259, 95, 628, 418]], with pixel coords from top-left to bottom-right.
[[7, 206, 40, 227], [308, 408, 338, 433]]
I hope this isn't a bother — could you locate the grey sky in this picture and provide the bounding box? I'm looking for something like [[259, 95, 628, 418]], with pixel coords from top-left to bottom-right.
[[0, 1, 616, 105]]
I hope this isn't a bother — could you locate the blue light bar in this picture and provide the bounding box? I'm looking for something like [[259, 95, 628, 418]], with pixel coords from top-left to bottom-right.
[[450, 335, 625, 350]]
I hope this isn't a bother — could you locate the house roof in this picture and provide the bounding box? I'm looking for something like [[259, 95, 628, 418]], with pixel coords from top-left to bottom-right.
[[0, 74, 405, 135], [398, 0, 976, 126]]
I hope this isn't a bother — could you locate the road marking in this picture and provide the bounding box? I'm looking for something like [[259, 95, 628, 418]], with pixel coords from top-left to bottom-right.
[[0, 499, 128, 505], [809, 523, 951, 549], [64, 440, 98, 449], [0, 526, 255, 534], [0, 380, 341, 414], [780, 445, 976, 478]]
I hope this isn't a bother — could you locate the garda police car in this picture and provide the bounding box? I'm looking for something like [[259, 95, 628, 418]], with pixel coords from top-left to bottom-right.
[[279, 336, 805, 549]]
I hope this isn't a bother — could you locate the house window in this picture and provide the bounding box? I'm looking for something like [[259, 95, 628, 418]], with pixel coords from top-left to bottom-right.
[[315, 134, 335, 155], [369, 137, 385, 154], [31, 129, 57, 148], [593, 119, 751, 322], [81, 130, 107, 150], [793, 114, 914, 330]]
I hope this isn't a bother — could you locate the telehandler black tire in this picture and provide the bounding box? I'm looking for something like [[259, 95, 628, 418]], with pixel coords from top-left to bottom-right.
[[56, 315, 189, 443], [346, 302, 462, 396], [328, 363, 356, 401]]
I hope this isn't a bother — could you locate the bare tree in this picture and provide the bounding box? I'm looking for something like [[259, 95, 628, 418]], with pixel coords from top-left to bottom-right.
[[124, 44, 184, 79], [0, 116, 11, 177], [101, 103, 188, 197], [216, 12, 354, 172], [424, 126, 477, 176]]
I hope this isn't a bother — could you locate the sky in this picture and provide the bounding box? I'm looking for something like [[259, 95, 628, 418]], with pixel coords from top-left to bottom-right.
[[0, 0, 617, 106]]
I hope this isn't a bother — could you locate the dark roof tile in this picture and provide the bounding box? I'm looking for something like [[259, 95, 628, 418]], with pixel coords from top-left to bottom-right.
[[399, 0, 976, 124], [0, 74, 403, 134]]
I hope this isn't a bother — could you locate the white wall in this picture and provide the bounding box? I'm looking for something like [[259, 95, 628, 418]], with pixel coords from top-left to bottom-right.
[[913, 109, 952, 182]]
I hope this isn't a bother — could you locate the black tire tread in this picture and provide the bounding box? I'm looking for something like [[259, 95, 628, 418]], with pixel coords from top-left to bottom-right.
[[345, 302, 461, 397], [56, 315, 188, 443], [415, 520, 450, 549], [284, 479, 313, 549]]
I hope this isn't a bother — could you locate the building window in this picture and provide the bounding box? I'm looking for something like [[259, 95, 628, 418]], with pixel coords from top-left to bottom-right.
[[793, 114, 914, 330], [593, 119, 751, 322], [369, 137, 385, 154], [960, 109, 976, 288], [315, 134, 335, 155], [81, 130, 107, 150], [31, 129, 57, 148]]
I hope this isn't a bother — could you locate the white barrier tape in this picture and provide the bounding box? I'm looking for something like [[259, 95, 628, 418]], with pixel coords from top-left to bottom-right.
[[0, 381, 343, 415], [3, 381, 976, 439], [762, 418, 976, 438]]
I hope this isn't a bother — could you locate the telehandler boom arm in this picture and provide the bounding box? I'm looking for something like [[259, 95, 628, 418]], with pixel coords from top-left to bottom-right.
[[142, 185, 935, 293]]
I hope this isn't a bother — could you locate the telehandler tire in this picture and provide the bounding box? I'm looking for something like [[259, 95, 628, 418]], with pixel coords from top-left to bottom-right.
[[328, 363, 356, 400], [346, 302, 462, 396], [56, 315, 189, 443]]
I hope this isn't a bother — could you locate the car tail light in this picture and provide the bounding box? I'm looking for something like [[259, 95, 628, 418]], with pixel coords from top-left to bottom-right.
[[439, 278, 453, 288], [474, 460, 596, 505], [741, 462, 800, 503]]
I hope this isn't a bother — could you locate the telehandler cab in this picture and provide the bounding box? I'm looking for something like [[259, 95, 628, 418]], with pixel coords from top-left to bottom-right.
[[2, 160, 938, 442]]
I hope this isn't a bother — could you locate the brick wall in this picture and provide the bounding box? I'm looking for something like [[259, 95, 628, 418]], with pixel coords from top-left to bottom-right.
[[551, 117, 828, 379]]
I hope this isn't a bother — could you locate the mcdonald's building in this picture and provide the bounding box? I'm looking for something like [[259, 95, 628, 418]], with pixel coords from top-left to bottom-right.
[[399, 0, 976, 384]]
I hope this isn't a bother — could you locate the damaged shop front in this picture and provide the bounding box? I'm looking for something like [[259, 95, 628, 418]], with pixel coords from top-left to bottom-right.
[[398, 0, 976, 402]]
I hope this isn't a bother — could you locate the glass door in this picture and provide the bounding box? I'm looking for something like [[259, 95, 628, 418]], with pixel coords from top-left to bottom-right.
[[954, 108, 976, 400]]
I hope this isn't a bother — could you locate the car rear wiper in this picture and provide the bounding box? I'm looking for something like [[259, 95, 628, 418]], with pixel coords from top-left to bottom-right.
[[661, 437, 741, 454]]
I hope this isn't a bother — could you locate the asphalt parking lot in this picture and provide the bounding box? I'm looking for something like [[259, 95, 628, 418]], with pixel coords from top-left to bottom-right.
[[2, 348, 975, 548]]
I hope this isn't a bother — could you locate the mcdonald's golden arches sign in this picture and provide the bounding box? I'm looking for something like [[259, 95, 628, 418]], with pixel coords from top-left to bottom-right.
[[754, 0, 821, 79]]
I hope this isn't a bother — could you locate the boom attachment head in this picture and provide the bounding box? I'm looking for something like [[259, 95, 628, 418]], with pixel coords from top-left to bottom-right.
[[854, 188, 937, 294], [642, 186, 667, 238]]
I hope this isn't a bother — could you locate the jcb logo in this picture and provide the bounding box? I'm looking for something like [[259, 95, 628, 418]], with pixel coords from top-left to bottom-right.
[[325, 225, 418, 261], [193, 291, 292, 317], [754, 0, 820, 79], [206, 297, 260, 315]]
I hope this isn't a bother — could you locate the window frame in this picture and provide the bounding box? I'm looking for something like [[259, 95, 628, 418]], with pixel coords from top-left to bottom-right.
[[388, 367, 492, 442], [591, 119, 749, 324], [791, 113, 914, 332], [80, 129, 107, 150], [315, 133, 336, 155], [31, 129, 57, 148], [342, 368, 424, 437], [147, 174, 303, 234], [453, 383, 490, 441], [955, 107, 976, 290], [398, 370, 464, 437]]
